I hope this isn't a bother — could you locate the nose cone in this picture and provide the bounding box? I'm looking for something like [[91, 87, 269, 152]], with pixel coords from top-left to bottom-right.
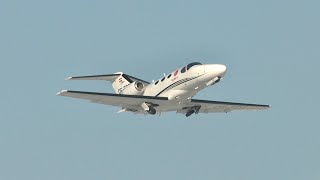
[[206, 64, 227, 77], [215, 64, 227, 76]]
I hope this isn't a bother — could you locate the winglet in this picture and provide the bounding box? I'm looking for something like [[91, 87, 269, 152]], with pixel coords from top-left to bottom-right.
[[117, 109, 127, 113]]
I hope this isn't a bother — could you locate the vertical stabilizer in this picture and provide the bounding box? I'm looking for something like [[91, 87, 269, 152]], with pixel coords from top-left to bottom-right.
[[112, 73, 132, 94]]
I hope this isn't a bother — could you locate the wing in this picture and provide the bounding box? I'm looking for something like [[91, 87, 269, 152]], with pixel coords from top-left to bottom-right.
[[177, 99, 270, 114], [57, 90, 270, 115], [57, 90, 169, 112], [66, 72, 150, 85]]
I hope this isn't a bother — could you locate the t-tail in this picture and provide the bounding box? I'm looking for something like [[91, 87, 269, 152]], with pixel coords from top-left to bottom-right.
[[66, 72, 149, 95]]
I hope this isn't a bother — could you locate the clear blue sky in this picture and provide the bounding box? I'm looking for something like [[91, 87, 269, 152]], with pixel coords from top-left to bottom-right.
[[0, 0, 319, 179]]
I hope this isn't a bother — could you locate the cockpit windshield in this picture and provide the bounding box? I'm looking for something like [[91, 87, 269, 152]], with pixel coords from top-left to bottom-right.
[[186, 62, 202, 70]]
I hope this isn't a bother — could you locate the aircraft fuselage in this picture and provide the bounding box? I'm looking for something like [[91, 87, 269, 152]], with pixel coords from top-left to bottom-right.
[[143, 63, 227, 102]]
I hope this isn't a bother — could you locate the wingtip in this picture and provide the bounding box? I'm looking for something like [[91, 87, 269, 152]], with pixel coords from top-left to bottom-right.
[[65, 77, 72, 80], [56, 90, 68, 96], [261, 104, 271, 110]]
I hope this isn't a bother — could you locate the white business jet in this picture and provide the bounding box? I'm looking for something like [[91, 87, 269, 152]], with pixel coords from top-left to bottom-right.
[[57, 62, 270, 117]]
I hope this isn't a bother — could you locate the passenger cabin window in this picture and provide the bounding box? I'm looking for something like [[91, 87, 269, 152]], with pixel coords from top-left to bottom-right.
[[167, 74, 172, 78], [187, 62, 202, 70], [161, 77, 165, 82], [181, 66, 187, 73], [155, 80, 159, 85]]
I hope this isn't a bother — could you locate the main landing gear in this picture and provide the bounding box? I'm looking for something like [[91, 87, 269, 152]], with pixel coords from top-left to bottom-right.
[[147, 106, 156, 115], [186, 109, 195, 117], [141, 102, 158, 115], [184, 106, 201, 117]]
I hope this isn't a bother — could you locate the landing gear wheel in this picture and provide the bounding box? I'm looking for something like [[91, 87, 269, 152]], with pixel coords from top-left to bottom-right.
[[186, 110, 195, 117], [147, 106, 156, 115], [215, 76, 221, 83]]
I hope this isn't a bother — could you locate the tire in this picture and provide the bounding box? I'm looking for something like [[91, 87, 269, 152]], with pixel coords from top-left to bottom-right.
[[186, 110, 195, 117], [147, 106, 156, 115]]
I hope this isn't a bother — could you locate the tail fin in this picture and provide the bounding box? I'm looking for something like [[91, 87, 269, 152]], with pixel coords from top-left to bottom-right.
[[112, 73, 132, 93]]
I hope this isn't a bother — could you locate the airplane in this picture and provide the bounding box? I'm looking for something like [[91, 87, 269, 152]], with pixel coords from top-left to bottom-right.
[[57, 62, 270, 117]]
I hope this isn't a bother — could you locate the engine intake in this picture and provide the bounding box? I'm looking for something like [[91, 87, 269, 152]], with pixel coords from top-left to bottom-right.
[[134, 81, 144, 91]]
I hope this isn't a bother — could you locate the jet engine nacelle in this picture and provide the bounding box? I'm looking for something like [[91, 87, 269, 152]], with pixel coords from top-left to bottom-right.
[[119, 81, 145, 95]]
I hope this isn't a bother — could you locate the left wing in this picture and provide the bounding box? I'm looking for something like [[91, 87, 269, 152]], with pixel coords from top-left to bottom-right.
[[177, 99, 270, 114], [57, 90, 169, 112]]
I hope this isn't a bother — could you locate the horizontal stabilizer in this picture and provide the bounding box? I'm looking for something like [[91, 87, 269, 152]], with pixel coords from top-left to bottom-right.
[[66, 73, 122, 81], [66, 73, 150, 84]]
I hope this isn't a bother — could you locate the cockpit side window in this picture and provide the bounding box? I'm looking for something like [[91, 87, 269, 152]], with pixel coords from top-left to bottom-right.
[[187, 62, 202, 70], [181, 66, 187, 73], [155, 80, 159, 85]]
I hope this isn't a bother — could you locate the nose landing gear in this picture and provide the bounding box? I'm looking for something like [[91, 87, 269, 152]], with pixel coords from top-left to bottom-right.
[[215, 76, 222, 83], [206, 76, 222, 86]]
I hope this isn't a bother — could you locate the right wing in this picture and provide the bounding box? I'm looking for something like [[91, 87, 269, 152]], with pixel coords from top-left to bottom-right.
[[176, 99, 270, 114], [57, 90, 169, 112]]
